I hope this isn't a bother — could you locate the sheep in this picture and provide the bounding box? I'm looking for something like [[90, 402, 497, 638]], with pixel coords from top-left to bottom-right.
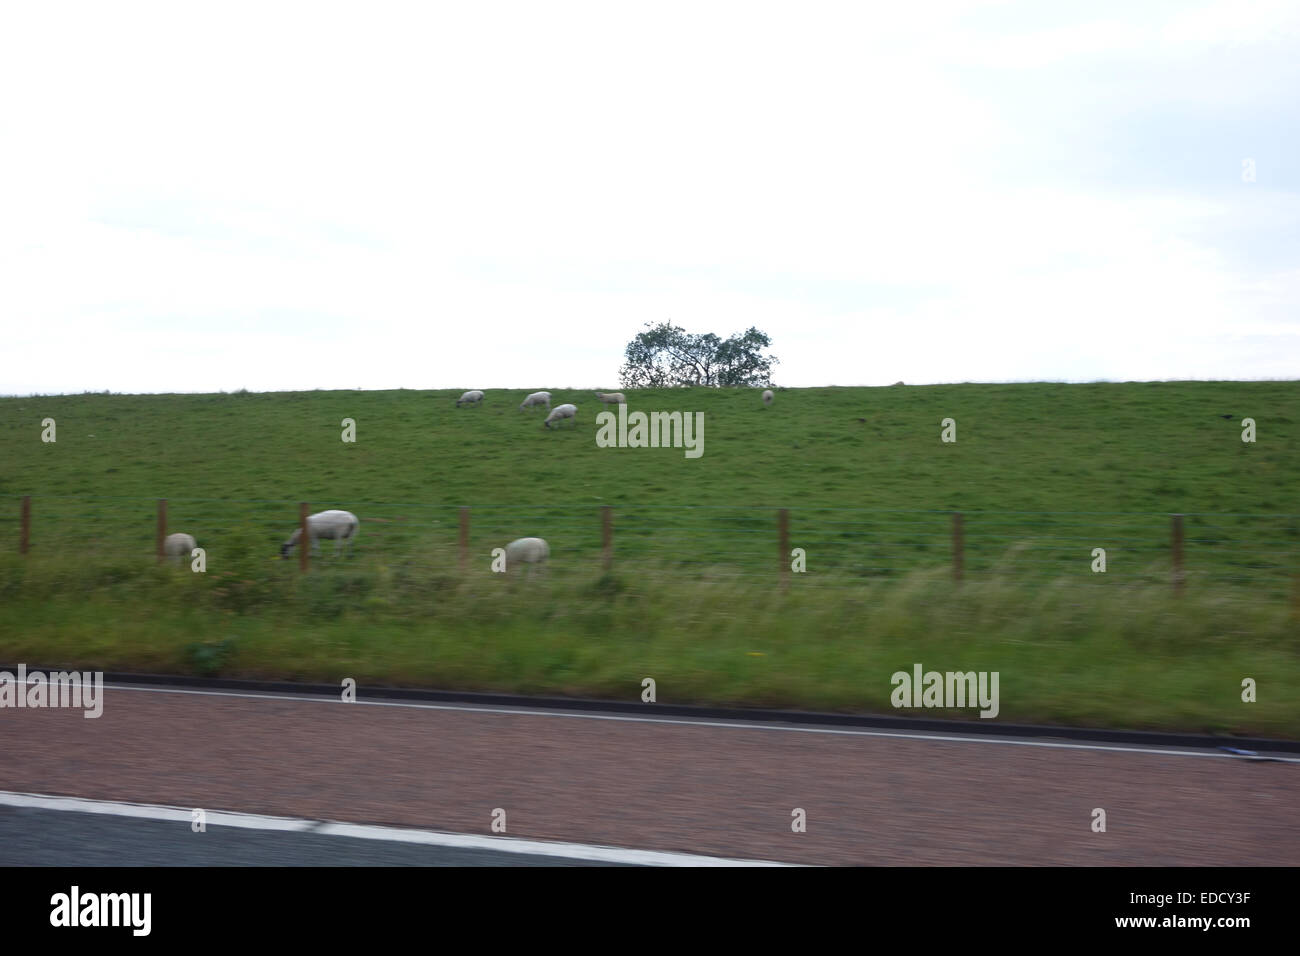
[[519, 391, 551, 411], [595, 391, 626, 404], [164, 532, 196, 565], [280, 510, 360, 559], [543, 403, 577, 429], [504, 536, 549, 572], [456, 390, 485, 407], [762, 389, 774, 406]]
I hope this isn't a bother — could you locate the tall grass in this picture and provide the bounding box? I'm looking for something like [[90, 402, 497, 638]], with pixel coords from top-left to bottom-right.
[[2, 548, 1295, 736]]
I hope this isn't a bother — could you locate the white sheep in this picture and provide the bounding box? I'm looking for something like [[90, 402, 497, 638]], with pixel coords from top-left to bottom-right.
[[281, 510, 360, 558], [543, 403, 578, 429], [762, 389, 774, 406], [504, 536, 549, 572], [519, 391, 551, 411], [595, 391, 626, 404], [456, 390, 485, 407], [164, 532, 196, 565]]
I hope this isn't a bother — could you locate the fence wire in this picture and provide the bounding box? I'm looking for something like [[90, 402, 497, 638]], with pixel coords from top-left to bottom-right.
[[4, 495, 1298, 591]]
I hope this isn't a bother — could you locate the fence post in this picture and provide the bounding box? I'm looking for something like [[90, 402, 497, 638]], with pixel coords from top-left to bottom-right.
[[20, 496, 31, 555], [459, 506, 470, 572], [156, 499, 167, 563], [601, 505, 613, 572], [1171, 514, 1184, 593], [952, 512, 963, 583], [299, 502, 310, 572], [778, 508, 789, 589]]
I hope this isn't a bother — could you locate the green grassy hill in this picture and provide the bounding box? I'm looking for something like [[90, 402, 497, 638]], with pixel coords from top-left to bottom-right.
[[1, 382, 1297, 735], [3, 381, 1294, 510]]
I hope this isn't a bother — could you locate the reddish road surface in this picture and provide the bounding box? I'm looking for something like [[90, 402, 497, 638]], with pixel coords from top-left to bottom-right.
[[3, 686, 1296, 865]]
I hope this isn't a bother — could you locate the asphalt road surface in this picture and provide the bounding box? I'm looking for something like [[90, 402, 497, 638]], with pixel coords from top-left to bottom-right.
[[0, 805, 621, 866], [2, 684, 1297, 865]]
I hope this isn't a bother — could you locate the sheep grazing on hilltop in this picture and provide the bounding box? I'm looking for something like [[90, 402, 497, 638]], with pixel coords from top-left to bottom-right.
[[595, 391, 625, 405], [164, 532, 196, 565], [543, 403, 577, 429], [456, 390, 485, 407], [519, 391, 551, 411], [762, 389, 774, 406], [281, 510, 360, 559], [504, 536, 549, 572]]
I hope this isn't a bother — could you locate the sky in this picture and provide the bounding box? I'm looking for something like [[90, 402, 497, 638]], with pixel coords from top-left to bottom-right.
[[1, 0, 1297, 394]]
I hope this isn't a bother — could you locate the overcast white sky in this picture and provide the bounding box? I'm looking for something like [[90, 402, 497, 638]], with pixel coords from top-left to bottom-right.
[[1, 0, 1296, 394]]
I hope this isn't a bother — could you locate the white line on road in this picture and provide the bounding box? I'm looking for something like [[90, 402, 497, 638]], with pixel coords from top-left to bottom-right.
[[0, 791, 793, 867], [94, 682, 1300, 763]]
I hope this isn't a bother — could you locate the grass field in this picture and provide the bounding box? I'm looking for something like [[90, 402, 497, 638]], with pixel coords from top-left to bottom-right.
[[1, 381, 1297, 735]]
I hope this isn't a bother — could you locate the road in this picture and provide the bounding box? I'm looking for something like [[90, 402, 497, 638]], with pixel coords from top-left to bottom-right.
[[1, 684, 1296, 865], [0, 804, 624, 866]]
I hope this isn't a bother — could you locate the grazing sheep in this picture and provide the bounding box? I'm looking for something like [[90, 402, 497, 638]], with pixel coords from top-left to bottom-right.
[[543, 403, 578, 429], [519, 391, 551, 411], [280, 510, 360, 558], [456, 390, 485, 407], [164, 532, 196, 565], [595, 391, 626, 405], [504, 536, 549, 572], [762, 389, 774, 406]]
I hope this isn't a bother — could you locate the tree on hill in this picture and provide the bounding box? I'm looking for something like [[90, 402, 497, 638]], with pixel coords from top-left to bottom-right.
[[618, 322, 779, 388]]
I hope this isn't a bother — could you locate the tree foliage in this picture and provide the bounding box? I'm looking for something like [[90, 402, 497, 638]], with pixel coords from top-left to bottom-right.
[[618, 322, 778, 388]]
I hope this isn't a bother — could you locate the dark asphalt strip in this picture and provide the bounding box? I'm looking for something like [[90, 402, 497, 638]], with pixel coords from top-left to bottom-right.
[[15, 667, 1296, 756], [0, 806, 623, 867]]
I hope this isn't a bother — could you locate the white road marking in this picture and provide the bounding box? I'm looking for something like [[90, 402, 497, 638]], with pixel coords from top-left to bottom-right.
[[0, 791, 793, 867], [92, 682, 1300, 763]]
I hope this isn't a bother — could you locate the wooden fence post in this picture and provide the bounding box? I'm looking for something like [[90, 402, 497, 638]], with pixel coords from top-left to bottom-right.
[[952, 512, 963, 583], [299, 502, 310, 572], [459, 506, 470, 572], [778, 508, 790, 589], [20, 496, 31, 555], [1171, 514, 1184, 594], [156, 499, 167, 563], [601, 505, 613, 573]]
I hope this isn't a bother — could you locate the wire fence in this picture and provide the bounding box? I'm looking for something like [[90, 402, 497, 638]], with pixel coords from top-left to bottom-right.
[[4, 494, 1300, 593]]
